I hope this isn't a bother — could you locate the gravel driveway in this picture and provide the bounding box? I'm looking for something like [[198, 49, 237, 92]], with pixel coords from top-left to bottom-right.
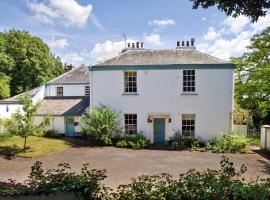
[[0, 147, 269, 188]]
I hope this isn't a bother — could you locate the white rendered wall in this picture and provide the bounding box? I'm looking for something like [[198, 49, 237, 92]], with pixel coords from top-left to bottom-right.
[[91, 68, 234, 142], [35, 116, 65, 134], [0, 104, 22, 119], [46, 84, 89, 97]]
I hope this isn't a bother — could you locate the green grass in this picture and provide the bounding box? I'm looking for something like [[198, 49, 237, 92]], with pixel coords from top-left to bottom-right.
[[0, 136, 78, 158], [244, 137, 260, 146]]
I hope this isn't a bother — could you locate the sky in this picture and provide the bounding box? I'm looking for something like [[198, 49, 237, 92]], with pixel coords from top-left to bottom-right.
[[0, 0, 270, 66]]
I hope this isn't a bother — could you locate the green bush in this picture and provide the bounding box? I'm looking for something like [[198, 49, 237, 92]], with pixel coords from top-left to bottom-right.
[[81, 104, 122, 145], [116, 133, 149, 150], [205, 134, 250, 153], [2, 157, 270, 199], [168, 132, 204, 150], [42, 130, 65, 138]]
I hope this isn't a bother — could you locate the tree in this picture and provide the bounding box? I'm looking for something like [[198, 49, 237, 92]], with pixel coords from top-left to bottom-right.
[[0, 72, 10, 99], [191, 0, 270, 22], [81, 105, 122, 145], [233, 27, 270, 125], [4, 94, 50, 151], [0, 29, 64, 96]]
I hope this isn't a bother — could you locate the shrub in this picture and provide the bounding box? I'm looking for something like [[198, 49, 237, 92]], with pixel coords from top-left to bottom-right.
[[81, 104, 122, 145], [168, 131, 204, 150], [206, 134, 250, 153], [42, 130, 65, 138], [116, 133, 149, 150]]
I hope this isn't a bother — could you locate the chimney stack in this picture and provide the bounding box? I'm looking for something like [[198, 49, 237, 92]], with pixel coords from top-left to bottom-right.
[[66, 64, 75, 71], [176, 38, 196, 50]]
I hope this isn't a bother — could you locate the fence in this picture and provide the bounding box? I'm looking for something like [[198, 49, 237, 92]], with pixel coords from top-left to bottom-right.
[[247, 128, 261, 138]]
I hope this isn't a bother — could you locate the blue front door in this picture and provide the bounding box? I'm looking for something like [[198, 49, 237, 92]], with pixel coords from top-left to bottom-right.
[[66, 117, 75, 136], [154, 118, 165, 144]]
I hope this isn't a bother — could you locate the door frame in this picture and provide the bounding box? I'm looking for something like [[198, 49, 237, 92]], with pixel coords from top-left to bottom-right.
[[153, 118, 166, 145]]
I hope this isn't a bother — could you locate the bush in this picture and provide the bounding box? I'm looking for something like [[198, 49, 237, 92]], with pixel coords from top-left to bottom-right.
[[81, 104, 122, 145], [2, 157, 270, 199], [205, 134, 250, 153], [116, 133, 149, 150], [168, 132, 204, 150], [42, 130, 65, 138]]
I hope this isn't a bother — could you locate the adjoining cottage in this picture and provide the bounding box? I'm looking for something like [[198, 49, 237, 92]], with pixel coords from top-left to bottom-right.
[[0, 65, 90, 136], [90, 39, 235, 144]]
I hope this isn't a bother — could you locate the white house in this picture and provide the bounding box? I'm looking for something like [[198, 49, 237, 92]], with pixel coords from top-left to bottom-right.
[[0, 65, 90, 136], [90, 40, 235, 144]]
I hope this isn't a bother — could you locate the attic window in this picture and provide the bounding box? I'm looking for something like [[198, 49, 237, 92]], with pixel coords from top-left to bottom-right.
[[57, 87, 63, 96]]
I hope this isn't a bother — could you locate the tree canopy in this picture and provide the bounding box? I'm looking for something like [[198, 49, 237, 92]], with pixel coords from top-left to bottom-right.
[[233, 27, 270, 125], [0, 29, 64, 98], [191, 0, 270, 22]]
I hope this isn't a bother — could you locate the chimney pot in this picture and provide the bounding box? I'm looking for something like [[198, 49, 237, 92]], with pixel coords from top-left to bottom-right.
[[136, 42, 140, 48], [186, 41, 189, 46], [182, 41, 185, 46], [141, 42, 144, 48], [191, 38, 195, 46], [177, 41, 180, 47], [127, 43, 131, 48], [132, 43, 135, 48]]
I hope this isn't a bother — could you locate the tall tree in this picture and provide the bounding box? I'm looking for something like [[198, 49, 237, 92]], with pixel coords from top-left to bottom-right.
[[0, 72, 10, 99], [233, 27, 270, 125], [0, 29, 64, 96], [191, 0, 270, 22]]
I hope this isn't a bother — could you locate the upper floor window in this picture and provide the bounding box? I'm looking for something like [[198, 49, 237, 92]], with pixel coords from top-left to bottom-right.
[[124, 114, 137, 134], [182, 114, 195, 137], [85, 85, 90, 96], [56, 86, 63, 96], [183, 70, 195, 92], [124, 71, 137, 93]]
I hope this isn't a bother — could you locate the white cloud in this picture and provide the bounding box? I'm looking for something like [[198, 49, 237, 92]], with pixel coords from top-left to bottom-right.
[[223, 15, 249, 34], [60, 52, 84, 65], [90, 39, 136, 62], [202, 17, 206, 21], [28, 0, 92, 27], [198, 13, 270, 61], [148, 19, 175, 27], [203, 26, 221, 41], [48, 39, 69, 49], [143, 33, 162, 46]]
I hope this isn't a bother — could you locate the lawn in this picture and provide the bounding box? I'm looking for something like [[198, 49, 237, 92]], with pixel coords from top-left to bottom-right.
[[0, 136, 79, 158]]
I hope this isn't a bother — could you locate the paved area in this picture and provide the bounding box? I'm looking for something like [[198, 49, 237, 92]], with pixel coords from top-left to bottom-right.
[[0, 147, 269, 188]]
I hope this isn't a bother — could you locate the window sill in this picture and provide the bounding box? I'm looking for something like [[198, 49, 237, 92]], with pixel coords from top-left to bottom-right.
[[122, 93, 139, 96], [181, 92, 198, 95]]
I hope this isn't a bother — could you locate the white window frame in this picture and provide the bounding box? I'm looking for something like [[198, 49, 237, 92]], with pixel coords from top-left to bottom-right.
[[182, 114, 195, 137], [183, 70, 195, 92], [85, 85, 90, 96], [56, 86, 63, 96], [124, 113, 137, 134], [124, 71, 137, 93]]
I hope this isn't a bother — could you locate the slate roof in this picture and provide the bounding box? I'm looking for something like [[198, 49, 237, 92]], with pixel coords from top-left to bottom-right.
[[36, 96, 89, 116], [0, 86, 42, 103], [95, 48, 228, 66], [48, 65, 90, 85]]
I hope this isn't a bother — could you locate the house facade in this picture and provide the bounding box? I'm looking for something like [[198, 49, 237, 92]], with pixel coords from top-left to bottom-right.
[[0, 65, 90, 136], [90, 40, 235, 143]]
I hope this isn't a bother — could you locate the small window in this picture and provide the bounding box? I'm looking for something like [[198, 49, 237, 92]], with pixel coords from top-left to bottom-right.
[[124, 114, 137, 134], [56, 86, 63, 96], [182, 114, 195, 137], [124, 71, 137, 93], [85, 85, 90, 96], [183, 70, 195, 92]]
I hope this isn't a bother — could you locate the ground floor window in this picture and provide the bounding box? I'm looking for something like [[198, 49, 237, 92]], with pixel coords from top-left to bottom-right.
[[182, 114, 195, 137], [124, 114, 137, 134]]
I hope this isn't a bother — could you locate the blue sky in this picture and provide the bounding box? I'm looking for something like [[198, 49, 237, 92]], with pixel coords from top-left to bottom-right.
[[0, 0, 269, 66]]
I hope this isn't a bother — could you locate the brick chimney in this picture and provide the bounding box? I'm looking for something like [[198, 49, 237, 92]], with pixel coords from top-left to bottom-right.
[[66, 64, 75, 71]]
